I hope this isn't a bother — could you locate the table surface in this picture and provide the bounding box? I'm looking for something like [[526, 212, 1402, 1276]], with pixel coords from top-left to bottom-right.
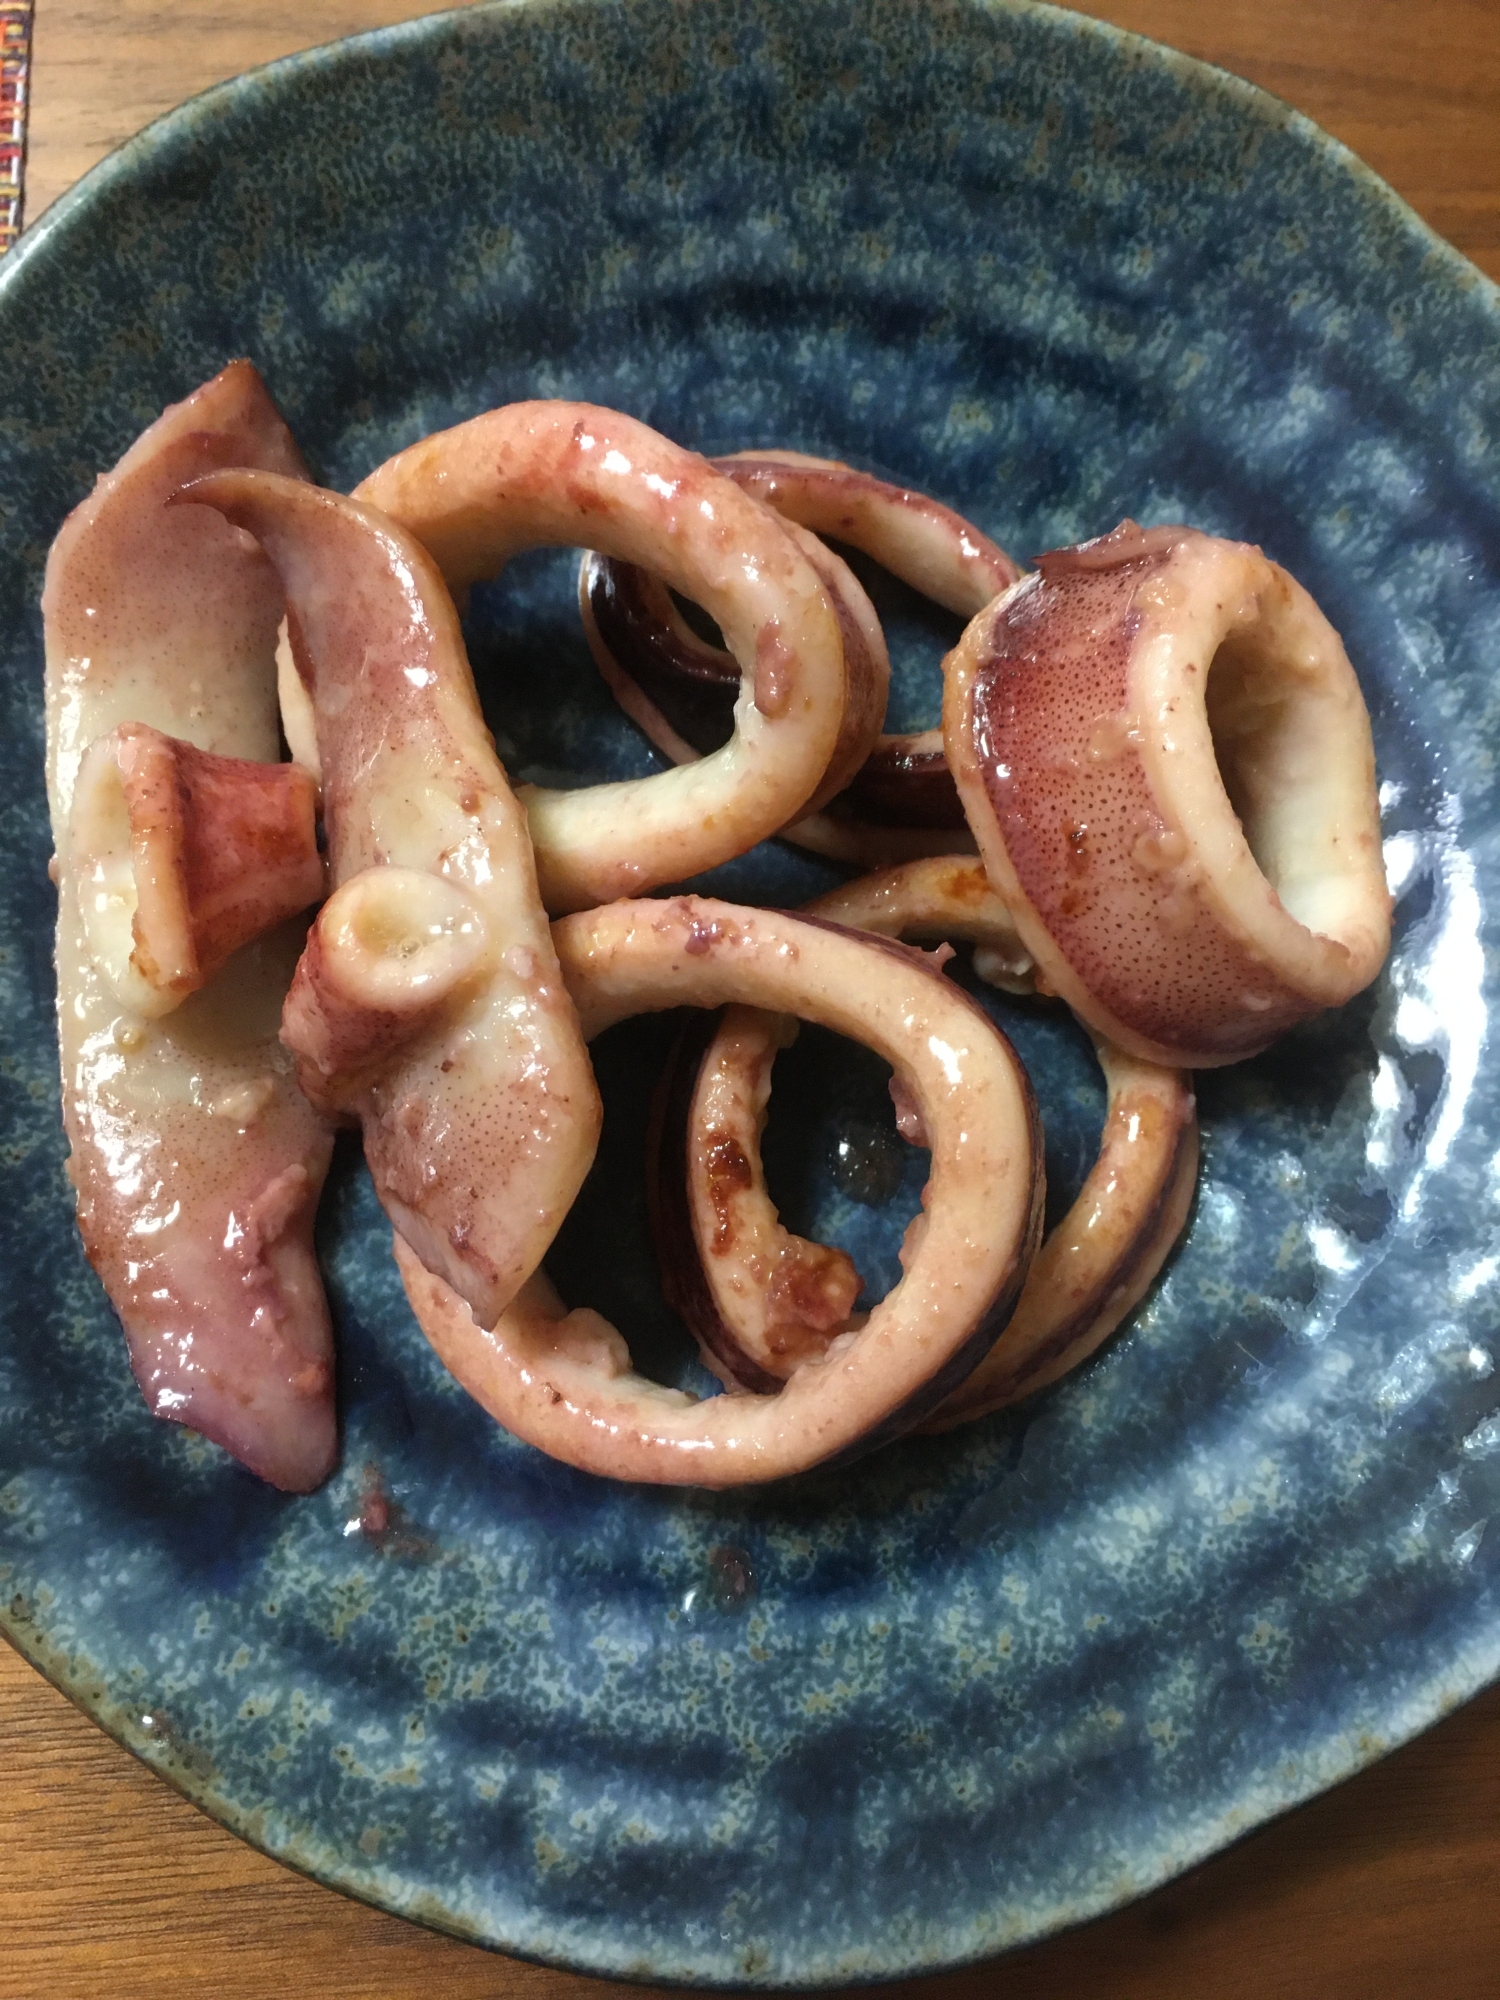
[[8, 3, 1500, 1996]]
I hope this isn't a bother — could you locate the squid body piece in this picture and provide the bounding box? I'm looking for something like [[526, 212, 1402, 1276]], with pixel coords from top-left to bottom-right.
[[42, 361, 337, 1491], [181, 471, 602, 1330]]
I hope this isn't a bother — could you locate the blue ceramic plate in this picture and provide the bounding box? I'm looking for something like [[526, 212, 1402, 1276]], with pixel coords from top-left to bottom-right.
[[2, 0, 1499, 1985]]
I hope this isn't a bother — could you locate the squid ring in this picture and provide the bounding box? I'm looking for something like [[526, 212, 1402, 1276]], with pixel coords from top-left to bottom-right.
[[582, 451, 1023, 865], [584, 516, 891, 832], [926, 1039, 1197, 1425], [354, 405, 852, 915], [649, 857, 1197, 1420], [945, 521, 1391, 1067], [394, 895, 1044, 1487]]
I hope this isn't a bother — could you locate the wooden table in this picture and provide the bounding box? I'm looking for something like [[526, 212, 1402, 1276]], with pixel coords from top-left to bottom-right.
[[8, 4, 1500, 1995]]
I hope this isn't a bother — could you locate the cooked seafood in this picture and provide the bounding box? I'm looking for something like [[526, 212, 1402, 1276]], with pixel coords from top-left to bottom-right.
[[179, 470, 602, 1333], [40, 370, 1390, 1493], [42, 361, 336, 1491], [69, 721, 321, 1016], [397, 895, 1043, 1485], [356, 405, 855, 912], [649, 858, 1197, 1416], [584, 451, 1021, 862], [944, 521, 1391, 1066]]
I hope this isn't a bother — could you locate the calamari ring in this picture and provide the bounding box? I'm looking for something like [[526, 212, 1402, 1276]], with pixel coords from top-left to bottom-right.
[[584, 517, 889, 826], [395, 895, 1044, 1487], [582, 552, 957, 870], [355, 405, 851, 915], [583, 451, 1022, 862], [650, 857, 1197, 1418], [944, 521, 1391, 1067]]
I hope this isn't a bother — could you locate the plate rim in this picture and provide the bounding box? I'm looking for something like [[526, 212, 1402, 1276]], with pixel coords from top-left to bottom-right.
[[6, 0, 1497, 321]]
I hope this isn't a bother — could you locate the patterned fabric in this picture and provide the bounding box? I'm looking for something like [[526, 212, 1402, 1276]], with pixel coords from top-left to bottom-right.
[[0, 2, 32, 253]]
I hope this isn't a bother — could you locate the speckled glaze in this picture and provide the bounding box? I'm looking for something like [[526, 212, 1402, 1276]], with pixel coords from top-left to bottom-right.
[[2, 0, 1498, 1985]]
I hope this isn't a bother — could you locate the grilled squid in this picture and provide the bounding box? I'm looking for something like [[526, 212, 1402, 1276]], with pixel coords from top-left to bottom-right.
[[584, 519, 891, 835], [180, 471, 602, 1331], [395, 895, 1043, 1486], [584, 451, 1022, 863], [353, 406, 855, 913], [42, 360, 337, 1491], [945, 522, 1391, 1066], [651, 857, 1197, 1417]]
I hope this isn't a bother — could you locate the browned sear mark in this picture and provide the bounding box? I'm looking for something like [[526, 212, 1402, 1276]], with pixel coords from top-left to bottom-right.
[[765, 1236, 861, 1361], [704, 1130, 754, 1251]]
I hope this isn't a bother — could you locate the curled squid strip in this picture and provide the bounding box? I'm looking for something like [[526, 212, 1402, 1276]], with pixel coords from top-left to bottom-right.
[[790, 853, 1038, 993], [721, 452, 1024, 818], [42, 360, 338, 1491], [355, 405, 852, 914], [584, 452, 1022, 861], [395, 895, 1044, 1486], [652, 856, 1197, 1415], [924, 1043, 1197, 1426], [180, 471, 601, 1331], [70, 721, 322, 1017], [945, 521, 1391, 1067]]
